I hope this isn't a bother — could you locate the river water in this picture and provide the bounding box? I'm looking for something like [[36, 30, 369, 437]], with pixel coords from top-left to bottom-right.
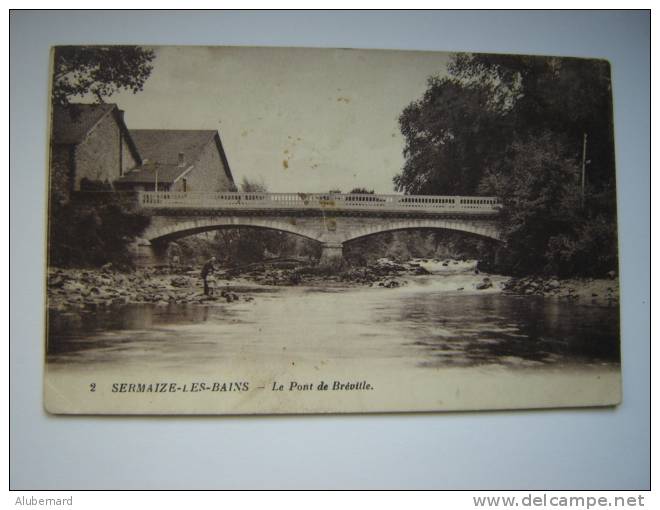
[[47, 273, 620, 373]]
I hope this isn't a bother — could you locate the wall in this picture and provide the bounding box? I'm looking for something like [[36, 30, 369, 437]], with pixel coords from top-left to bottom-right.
[[73, 111, 122, 189], [184, 136, 234, 192]]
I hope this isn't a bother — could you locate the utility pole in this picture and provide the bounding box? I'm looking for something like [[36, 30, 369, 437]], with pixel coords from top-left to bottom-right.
[[581, 132, 587, 208]]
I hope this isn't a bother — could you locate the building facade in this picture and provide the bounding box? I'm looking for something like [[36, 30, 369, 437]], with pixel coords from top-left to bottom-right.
[[50, 104, 141, 203], [49, 104, 236, 204]]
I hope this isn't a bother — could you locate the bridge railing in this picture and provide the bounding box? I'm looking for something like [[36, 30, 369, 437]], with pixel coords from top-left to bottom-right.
[[137, 191, 501, 214]]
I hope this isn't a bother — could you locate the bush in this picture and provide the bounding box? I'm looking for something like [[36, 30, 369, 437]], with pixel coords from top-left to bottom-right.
[[48, 192, 150, 269]]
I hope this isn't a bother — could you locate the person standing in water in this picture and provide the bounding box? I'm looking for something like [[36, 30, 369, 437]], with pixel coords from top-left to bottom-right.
[[201, 256, 217, 296]]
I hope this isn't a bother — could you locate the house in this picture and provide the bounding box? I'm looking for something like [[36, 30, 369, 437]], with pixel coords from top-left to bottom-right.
[[49, 103, 236, 204], [49, 103, 142, 203], [115, 130, 235, 193]]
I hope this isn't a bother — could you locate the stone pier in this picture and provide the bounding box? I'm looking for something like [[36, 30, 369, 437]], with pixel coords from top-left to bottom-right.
[[318, 243, 344, 269]]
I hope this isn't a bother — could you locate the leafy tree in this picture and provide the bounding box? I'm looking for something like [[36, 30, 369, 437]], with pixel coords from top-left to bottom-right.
[[449, 54, 615, 196], [48, 186, 150, 268], [240, 176, 267, 193], [393, 53, 618, 277], [394, 77, 508, 195], [52, 46, 155, 105], [478, 132, 582, 274]]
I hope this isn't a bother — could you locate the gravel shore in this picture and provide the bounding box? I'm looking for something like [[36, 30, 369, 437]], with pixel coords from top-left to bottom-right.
[[47, 261, 619, 311], [503, 275, 619, 306]]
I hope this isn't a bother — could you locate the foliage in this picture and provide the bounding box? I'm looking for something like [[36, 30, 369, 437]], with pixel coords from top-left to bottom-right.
[[239, 176, 267, 193], [49, 188, 150, 268], [393, 53, 618, 276], [478, 132, 582, 275], [344, 230, 497, 266], [52, 46, 155, 105], [395, 77, 507, 195]]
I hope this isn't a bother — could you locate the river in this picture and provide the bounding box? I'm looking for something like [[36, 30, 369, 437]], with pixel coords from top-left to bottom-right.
[[47, 273, 620, 371]]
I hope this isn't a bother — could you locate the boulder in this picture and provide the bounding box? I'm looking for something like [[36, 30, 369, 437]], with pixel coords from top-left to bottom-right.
[[48, 276, 64, 288], [476, 278, 493, 290], [170, 276, 189, 288]]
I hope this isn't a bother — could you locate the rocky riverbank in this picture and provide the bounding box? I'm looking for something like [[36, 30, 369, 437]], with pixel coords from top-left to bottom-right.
[[46, 266, 252, 311], [45, 260, 416, 311], [47, 260, 619, 311], [503, 275, 619, 306]]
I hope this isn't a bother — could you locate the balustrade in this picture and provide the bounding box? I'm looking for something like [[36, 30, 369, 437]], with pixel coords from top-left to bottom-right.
[[137, 191, 501, 214]]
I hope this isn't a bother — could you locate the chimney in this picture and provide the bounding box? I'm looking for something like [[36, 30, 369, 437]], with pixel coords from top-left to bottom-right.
[[117, 109, 125, 123], [178, 152, 185, 167]]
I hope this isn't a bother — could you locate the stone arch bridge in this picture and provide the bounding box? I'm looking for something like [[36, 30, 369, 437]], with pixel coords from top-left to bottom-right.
[[135, 191, 502, 266]]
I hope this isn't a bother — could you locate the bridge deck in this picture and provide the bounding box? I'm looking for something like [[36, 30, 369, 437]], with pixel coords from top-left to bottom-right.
[[138, 192, 501, 215]]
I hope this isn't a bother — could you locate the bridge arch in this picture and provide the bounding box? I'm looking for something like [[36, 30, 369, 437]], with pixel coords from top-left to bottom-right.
[[341, 218, 502, 244], [143, 216, 324, 244], [136, 212, 502, 267]]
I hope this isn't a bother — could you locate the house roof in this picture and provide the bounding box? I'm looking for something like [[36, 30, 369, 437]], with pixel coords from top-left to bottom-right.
[[117, 129, 234, 185], [130, 130, 217, 166], [52, 103, 117, 144], [51, 103, 142, 165]]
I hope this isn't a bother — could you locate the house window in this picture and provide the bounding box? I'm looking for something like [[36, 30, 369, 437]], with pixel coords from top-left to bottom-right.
[[182, 178, 187, 192]]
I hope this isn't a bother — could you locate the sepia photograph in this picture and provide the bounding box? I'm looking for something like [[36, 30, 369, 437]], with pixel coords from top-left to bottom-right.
[[43, 45, 621, 414]]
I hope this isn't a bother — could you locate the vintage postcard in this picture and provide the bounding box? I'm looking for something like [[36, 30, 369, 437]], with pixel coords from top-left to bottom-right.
[[44, 46, 621, 414]]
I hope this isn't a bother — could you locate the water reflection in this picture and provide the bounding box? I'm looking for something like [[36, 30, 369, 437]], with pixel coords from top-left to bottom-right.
[[47, 282, 620, 370], [391, 293, 619, 367]]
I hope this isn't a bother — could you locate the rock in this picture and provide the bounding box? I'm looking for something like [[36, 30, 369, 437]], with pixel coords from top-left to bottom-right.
[[476, 277, 493, 290], [170, 276, 189, 288], [48, 276, 64, 288]]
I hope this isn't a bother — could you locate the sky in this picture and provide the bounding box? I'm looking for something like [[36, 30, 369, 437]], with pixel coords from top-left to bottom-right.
[[110, 46, 451, 194]]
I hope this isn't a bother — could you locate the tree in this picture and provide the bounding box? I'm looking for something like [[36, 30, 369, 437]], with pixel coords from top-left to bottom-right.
[[52, 46, 155, 105], [48, 183, 150, 268], [240, 176, 267, 193], [479, 132, 582, 274], [449, 54, 615, 195], [393, 53, 618, 277], [394, 77, 508, 195]]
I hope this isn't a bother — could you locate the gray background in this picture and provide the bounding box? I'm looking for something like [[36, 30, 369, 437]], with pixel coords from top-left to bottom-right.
[[10, 10, 650, 489]]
